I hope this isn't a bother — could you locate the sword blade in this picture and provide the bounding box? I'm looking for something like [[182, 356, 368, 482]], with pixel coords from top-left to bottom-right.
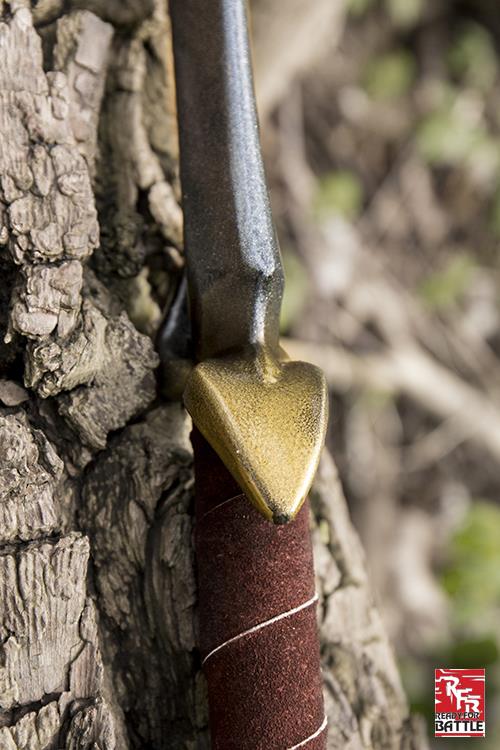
[[170, 0, 283, 360]]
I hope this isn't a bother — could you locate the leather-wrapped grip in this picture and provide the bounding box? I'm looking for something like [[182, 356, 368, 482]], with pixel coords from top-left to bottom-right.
[[192, 429, 327, 749]]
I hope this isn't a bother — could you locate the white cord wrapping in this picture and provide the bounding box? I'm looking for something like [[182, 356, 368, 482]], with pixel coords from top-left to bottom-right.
[[287, 715, 328, 749], [201, 493, 245, 520], [202, 593, 319, 665], [200, 495, 324, 745]]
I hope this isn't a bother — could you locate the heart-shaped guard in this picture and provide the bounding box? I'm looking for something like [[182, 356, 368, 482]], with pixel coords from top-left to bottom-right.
[[183, 346, 328, 523]]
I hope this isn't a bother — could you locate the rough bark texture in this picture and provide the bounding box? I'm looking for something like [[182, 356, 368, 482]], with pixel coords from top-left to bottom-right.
[[0, 1, 429, 748]]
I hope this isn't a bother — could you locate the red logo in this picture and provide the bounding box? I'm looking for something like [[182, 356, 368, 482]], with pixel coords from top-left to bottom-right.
[[435, 668, 485, 737]]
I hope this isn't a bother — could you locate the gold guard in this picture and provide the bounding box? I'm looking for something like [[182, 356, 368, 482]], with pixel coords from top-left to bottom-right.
[[183, 345, 328, 523]]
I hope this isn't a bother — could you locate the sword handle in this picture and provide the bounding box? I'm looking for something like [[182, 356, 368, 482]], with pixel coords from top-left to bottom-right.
[[192, 429, 327, 749]]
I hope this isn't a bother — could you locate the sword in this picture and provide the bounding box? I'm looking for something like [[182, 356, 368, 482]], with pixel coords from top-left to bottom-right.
[[169, 1, 328, 746]]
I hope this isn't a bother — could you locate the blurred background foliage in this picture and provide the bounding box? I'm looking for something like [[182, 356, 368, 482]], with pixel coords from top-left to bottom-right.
[[254, 0, 500, 743]]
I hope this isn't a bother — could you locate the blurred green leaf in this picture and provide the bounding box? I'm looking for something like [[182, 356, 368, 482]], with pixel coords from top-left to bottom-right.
[[313, 170, 363, 220], [363, 49, 416, 100], [400, 659, 435, 725], [418, 255, 474, 310], [448, 23, 497, 91], [360, 388, 394, 410], [319, 520, 331, 546], [417, 106, 484, 166], [416, 90, 500, 182], [280, 252, 310, 333], [347, 0, 376, 17], [445, 637, 499, 669], [384, 0, 424, 28], [441, 501, 500, 627], [490, 188, 500, 237], [468, 136, 500, 186]]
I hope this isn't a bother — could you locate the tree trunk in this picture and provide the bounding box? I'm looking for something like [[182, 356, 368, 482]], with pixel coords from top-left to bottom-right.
[[0, 1, 429, 748]]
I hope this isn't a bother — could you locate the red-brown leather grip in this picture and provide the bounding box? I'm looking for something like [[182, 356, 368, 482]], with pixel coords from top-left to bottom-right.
[[192, 429, 327, 749]]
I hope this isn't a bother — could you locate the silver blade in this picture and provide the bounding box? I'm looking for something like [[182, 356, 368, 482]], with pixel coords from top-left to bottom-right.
[[170, 0, 283, 361]]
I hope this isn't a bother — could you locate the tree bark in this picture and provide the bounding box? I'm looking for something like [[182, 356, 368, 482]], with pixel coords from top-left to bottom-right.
[[0, 1, 429, 748]]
